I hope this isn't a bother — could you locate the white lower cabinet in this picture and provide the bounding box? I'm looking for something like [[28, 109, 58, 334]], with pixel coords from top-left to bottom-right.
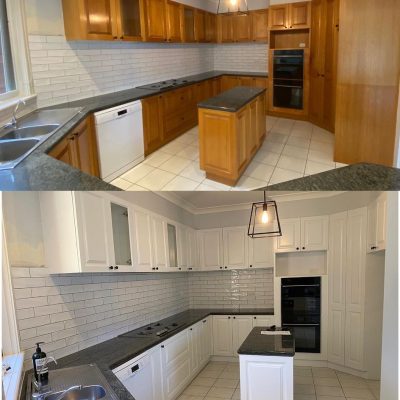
[[252, 315, 276, 327], [189, 321, 202, 374], [239, 354, 293, 400], [213, 316, 234, 356], [200, 317, 213, 365], [232, 316, 254, 356], [161, 329, 192, 400]]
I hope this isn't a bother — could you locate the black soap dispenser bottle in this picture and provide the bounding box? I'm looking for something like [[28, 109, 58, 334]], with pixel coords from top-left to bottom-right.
[[32, 342, 48, 383]]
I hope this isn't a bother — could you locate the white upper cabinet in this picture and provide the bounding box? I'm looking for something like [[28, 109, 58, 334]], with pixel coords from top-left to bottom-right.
[[131, 208, 154, 272], [187, 227, 198, 271], [198, 229, 224, 270], [151, 216, 169, 272], [276, 216, 328, 253], [248, 236, 275, 269], [223, 226, 249, 270], [177, 225, 188, 270], [166, 222, 179, 270], [367, 193, 387, 253]]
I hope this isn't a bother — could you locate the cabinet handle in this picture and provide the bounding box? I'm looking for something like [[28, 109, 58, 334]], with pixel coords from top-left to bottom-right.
[[178, 267, 182, 270], [161, 345, 164, 348], [113, 36, 118, 40], [220, 267, 223, 269], [109, 266, 114, 270], [190, 328, 192, 331], [203, 320, 207, 323], [120, 36, 124, 40], [156, 267, 159, 270], [224, 266, 228, 269], [371, 246, 377, 250], [152, 267, 156, 270]]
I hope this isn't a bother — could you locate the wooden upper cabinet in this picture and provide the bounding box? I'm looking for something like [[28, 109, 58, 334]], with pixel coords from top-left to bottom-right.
[[269, 2, 311, 30], [219, 14, 234, 42], [195, 10, 206, 42], [143, 0, 166, 41], [233, 13, 252, 42], [116, 0, 145, 40], [183, 6, 196, 42], [251, 9, 269, 42], [166, 0, 183, 42], [269, 5, 289, 30], [289, 1, 311, 29], [205, 12, 217, 42]]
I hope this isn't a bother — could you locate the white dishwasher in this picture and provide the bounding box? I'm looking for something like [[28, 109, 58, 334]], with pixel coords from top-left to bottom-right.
[[94, 101, 144, 183]]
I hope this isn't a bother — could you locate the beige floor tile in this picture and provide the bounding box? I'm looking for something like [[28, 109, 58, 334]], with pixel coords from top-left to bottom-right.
[[191, 376, 217, 387], [175, 133, 198, 145], [121, 163, 154, 183], [338, 378, 369, 389], [213, 378, 238, 388], [342, 387, 375, 399], [287, 135, 311, 149], [294, 367, 313, 377], [204, 363, 227, 372], [282, 144, 309, 159], [295, 384, 316, 395], [162, 140, 188, 155], [179, 161, 206, 183], [260, 140, 285, 154], [315, 386, 344, 397], [162, 175, 200, 190], [177, 145, 199, 161], [126, 184, 148, 191], [197, 369, 224, 379], [232, 387, 241, 399], [206, 386, 235, 399], [253, 149, 281, 166], [295, 395, 316, 400], [312, 368, 338, 378], [315, 396, 345, 400], [277, 154, 307, 173], [196, 183, 220, 191], [142, 150, 172, 167], [111, 177, 131, 190], [243, 161, 275, 182], [219, 370, 240, 380], [269, 167, 303, 185], [309, 140, 334, 153], [159, 156, 192, 174], [335, 162, 348, 168], [136, 169, 175, 190], [183, 385, 211, 397], [313, 377, 340, 387], [312, 129, 335, 144], [295, 375, 314, 385], [177, 395, 205, 400], [266, 131, 290, 144], [202, 179, 232, 191], [307, 150, 336, 166]]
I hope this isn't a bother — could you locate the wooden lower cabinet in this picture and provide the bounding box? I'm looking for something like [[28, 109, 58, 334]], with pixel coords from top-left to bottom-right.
[[142, 95, 164, 155], [199, 91, 266, 186], [48, 117, 100, 177]]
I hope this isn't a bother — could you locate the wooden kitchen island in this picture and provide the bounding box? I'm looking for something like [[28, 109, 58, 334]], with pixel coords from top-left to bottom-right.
[[198, 86, 267, 186]]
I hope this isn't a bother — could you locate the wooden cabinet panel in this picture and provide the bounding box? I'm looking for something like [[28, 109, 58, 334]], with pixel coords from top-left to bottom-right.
[[205, 12, 217, 42], [269, 5, 288, 30], [84, 0, 117, 39], [211, 77, 222, 96], [256, 93, 267, 142], [233, 13, 252, 42], [236, 106, 248, 173], [195, 9, 206, 42], [221, 76, 240, 91], [48, 136, 76, 168], [116, 0, 145, 41], [183, 6, 196, 42], [219, 14, 234, 42], [142, 95, 164, 155], [144, 0, 166, 41], [289, 1, 311, 29], [247, 100, 258, 158], [251, 9, 268, 42], [166, 0, 183, 42]]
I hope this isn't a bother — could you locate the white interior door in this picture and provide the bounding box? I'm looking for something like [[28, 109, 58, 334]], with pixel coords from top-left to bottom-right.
[[223, 227, 248, 269], [301, 216, 329, 251], [275, 218, 301, 253]]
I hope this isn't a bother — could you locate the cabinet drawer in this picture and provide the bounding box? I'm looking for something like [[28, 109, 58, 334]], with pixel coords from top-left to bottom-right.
[[163, 87, 195, 115]]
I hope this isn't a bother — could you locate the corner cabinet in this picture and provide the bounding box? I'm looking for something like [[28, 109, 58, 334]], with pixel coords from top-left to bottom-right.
[[276, 216, 329, 253], [40, 192, 135, 273]]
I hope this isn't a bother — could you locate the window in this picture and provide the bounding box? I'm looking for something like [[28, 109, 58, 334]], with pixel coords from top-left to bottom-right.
[[0, 0, 16, 96]]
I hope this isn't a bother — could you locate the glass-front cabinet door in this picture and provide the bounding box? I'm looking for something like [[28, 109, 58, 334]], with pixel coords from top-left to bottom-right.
[[116, 0, 144, 41], [110, 202, 134, 271], [167, 223, 178, 269]]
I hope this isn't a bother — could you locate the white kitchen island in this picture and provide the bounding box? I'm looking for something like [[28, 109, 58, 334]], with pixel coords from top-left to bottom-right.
[[238, 327, 295, 400]]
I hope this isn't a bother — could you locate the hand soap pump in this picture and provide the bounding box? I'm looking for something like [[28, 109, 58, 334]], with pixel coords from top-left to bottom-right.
[[32, 342, 48, 384]]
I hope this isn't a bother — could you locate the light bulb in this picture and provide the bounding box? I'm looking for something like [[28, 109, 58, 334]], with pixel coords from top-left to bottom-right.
[[230, 0, 237, 6], [262, 210, 269, 224]]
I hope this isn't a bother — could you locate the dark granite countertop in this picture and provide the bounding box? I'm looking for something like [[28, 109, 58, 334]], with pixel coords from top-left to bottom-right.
[[198, 86, 266, 112], [2, 70, 267, 191], [266, 163, 400, 190], [20, 308, 273, 400], [238, 327, 295, 357]]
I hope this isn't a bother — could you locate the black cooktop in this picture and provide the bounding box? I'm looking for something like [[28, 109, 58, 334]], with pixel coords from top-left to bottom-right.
[[136, 78, 190, 90], [119, 321, 181, 338]]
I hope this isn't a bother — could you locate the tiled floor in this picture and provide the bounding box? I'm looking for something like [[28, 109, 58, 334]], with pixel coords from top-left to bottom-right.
[[112, 117, 347, 191], [177, 362, 380, 400]]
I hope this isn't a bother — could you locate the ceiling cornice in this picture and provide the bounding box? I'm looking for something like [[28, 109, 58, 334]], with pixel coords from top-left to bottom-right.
[[156, 191, 345, 215]]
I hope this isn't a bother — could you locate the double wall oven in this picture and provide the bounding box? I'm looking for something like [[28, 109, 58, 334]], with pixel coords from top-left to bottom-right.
[[281, 277, 321, 353], [273, 50, 305, 110]]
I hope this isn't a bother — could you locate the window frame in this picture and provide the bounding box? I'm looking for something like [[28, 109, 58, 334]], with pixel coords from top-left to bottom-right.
[[0, 0, 32, 104]]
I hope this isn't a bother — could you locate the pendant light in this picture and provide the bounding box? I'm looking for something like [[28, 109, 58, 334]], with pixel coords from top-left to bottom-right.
[[217, 0, 249, 15], [248, 192, 282, 238]]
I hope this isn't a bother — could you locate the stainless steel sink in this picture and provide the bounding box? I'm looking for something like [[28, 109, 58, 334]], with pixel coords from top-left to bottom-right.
[[45, 385, 106, 400], [0, 124, 60, 141], [0, 107, 82, 169]]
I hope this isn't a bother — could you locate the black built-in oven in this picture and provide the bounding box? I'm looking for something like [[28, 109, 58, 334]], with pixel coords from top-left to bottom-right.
[[281, 277, 321, 353], [273, 50, 304, 110]]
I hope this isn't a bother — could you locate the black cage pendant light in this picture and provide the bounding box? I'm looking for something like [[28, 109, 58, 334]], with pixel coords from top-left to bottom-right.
[[248, 192, 282, 238], [217, 0, 249, 15]]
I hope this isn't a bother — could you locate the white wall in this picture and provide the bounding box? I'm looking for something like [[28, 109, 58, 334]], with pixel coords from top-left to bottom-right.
[[380, 192, 399, 399]]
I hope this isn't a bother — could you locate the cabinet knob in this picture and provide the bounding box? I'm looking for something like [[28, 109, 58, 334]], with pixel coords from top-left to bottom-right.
[[178, 267, 182, 270], [224, 266, 227, 269], [233, 316, 236, 319], [109, 266, 114, 270], [152, 267, 156, 270], [296, 247, 300, 251], [120, 36, 124, 40], [115, 266, 119, 270], [156, 267, 159, 270], [302, 247, 305, 250], [113, 36, 118, 40], [161, 345, 164, 348], [220, 267, 223, 269], [203, 320, 206, 323], [190, 328, 192, 331], [254, 316, 257, 319], [249, 265, 253, 268], [228, 316, 231, 319], [371, 246, 377, 250]]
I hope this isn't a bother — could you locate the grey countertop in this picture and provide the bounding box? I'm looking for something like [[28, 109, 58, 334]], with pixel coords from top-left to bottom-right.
[[21, 308, 274, 400], [198, 86, 266, 112], [266, 163, 400, 191], [238, 327, 295, 357], [1, 70, 267, 191]]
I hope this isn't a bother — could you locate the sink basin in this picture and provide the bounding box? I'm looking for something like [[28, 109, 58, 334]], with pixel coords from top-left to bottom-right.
[[45, 385, 106, 400], [0, 139, 40, 164], [0, 124, 59, 140]]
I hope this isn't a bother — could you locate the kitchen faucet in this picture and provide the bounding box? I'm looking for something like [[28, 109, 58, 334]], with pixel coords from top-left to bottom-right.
[[5, 99, 26, 128]]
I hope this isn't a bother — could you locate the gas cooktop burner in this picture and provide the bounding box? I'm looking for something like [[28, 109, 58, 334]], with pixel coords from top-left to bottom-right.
[[136, 79, 191, 91], [119, 321, 182, 339]]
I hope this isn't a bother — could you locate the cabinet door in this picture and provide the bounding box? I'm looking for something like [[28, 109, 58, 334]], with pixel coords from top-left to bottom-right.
[[248, 236, 275, 269], [161, 330, 191, 400], [219, 14, 234, 42], [301, 216, 329, 251], [233, 13, 252, 42], [212, 316, 233, 356], [177, 225, 188, 270], [198, 229, 224, 270], [376, 194, 387, 251], [252, 315, 276, 328], [289, 1, 311, 29], [223, 226, 248, 269], [144, 0, 166, 41], [221, 76, 240, 91], [247, 99, 258, 158], [237, 106, 249, 173], [256, 93, 267, 141], [205, 12, 217, 42], [345, 208, 367, 371], [48, 135, 76, 168], [187, 228, 197, 271], [189, 322, 202, 375], [166, 0, 182, 42], [83, 0, 117, 40], [142, 95, 164, 156], [151, 216, 169, 271], [195, 10, 206, 42], [115, 0, 144, 41], [200, 318, 212, 364], [327, 212, 347, 365], [167, 223, 179, 270], [251, 9, 268, 42], [232, 316, 253, 356], [131, 208, 153, 272], [75, 192, 113, 272], [254, 78, 269, 114], [269, 5, 288, 30], [183, 6, 196, 42], [275, 218, 301, 253]]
